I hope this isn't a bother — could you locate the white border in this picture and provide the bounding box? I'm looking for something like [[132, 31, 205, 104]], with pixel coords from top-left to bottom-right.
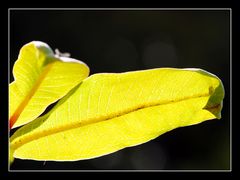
[[9, 8, 231, 10], [229, 7, 232, 172], [8, 8, 232, 172]]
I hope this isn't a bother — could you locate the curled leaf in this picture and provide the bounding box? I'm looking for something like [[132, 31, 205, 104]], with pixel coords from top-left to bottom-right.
[[9, 41, 89, 129], [10, 68, 224, 161]]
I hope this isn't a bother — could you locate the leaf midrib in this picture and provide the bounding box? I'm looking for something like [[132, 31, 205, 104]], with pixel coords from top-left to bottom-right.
[[10, 63, 55, 129], [11, 90, 219, 150]]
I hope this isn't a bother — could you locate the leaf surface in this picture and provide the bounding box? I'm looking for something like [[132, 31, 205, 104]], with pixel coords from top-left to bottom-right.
[[9, 41, 89, 129], [10, 68, 224, 161]]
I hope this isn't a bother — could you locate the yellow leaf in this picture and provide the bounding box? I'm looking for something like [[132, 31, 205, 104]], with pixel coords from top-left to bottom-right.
[[9, 41, 89, 129], [9, 145, 14, 165], [10, 68, 224, 161]]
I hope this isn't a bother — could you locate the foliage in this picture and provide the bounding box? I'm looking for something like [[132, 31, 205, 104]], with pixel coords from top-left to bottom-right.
[[9, 41, 224, 164]]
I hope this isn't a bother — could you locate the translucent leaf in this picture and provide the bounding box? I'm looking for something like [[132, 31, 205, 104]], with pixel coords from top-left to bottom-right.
[[10, 68, 224, 161], [9, 41, 89, 129]]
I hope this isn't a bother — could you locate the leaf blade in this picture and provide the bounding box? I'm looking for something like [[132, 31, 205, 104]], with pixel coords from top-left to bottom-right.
[[9, 41, 89, 129], [10, 68, 224, 161]]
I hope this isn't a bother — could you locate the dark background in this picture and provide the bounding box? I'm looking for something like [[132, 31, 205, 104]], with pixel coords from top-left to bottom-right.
[[9, 9, 230, 170]]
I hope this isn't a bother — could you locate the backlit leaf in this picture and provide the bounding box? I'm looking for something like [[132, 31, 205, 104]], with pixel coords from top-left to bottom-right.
[[10, 68, 224, 161], [9, 41, 89, 129]]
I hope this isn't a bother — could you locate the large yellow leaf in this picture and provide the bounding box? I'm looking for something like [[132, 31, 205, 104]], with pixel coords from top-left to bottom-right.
[[9, 41, 89, 129], [10, 68, 224, 161]]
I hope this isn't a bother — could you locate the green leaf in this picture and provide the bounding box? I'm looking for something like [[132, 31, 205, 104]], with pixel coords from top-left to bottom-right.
[[9, 41, 89, 129], [10, 68, 224, 161]]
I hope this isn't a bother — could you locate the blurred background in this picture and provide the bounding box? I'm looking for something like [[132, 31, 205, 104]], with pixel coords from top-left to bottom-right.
[[9, 9, 230, 170]]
